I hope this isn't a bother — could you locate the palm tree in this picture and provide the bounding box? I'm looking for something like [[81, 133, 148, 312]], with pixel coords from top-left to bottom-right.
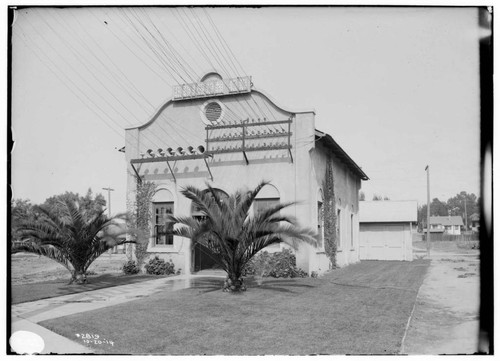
[[168, 181, 318, 292], [12, 199, 135, 284]]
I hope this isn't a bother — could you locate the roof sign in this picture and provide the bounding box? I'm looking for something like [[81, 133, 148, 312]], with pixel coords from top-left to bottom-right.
[[173, 76, 251, 101]]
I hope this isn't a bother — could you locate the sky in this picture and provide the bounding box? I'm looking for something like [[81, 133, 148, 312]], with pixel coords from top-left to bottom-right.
[[10, 5, 486, 214]]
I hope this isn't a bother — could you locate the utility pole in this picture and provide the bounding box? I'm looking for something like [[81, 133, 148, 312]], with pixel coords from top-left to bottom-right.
[[103, 187, 115, 257], [425, 166, 431, 258], [464, 197, 468, 231], [102, 187, 115, 216]]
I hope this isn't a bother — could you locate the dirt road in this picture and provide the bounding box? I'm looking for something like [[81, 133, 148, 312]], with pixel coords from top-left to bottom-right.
[[402, 252, 480, 354]]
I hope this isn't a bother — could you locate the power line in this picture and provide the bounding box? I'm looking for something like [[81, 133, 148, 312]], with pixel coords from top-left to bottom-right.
[[92, 8, 172, 85], [202, 8, 247, 76], [121, 8, 187, 85], [146, 9, 207, 79], [139, 8, 200, 83], [33, 10, 140, 126], [188, 8, 233, 79], [58, 10, 157, 116], [18, 15, 181, 153], [19, 8, 285, 160], [129, 7, 196, 83], [93, 8, 209, 147], [14, 27, 126, 140], [17, 10, 207, 161], [189, 8, 277, 129]]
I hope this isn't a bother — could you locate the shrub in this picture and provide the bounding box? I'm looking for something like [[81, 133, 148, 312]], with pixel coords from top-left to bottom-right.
[[268, 249, 305, 278], [243, 251, 272, 277], [145, 256, 176, 275], [122, 260, 140, 275], [244, 249, 308, 278], [457, 240, 480, 250]]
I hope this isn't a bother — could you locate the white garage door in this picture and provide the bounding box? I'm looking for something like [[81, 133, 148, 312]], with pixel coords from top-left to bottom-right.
[[359, 223, 407, 260]]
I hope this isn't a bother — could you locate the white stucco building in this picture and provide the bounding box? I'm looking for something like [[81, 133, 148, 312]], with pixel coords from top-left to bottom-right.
[[124, 72, 368, 275]]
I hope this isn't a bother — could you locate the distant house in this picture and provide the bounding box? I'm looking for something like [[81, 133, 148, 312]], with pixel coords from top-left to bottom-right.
[[470, 213, 480, 232], [359, 201, 417, 261], [429, 216, 464, 235]]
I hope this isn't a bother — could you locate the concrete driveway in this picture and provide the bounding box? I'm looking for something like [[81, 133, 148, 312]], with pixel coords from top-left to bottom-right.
[[401, 251, 480, 354]]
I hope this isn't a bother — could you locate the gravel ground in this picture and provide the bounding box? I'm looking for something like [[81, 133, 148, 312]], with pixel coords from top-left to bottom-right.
[[402, 252, 480, 354]]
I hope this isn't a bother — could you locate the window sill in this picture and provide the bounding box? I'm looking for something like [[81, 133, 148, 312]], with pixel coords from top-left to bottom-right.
[[149, 245, 175, 252], [350, 248, 356, 251]]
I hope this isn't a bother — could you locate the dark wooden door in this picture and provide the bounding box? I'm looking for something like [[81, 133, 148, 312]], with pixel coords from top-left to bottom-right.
[[193, 242, 221, 272]]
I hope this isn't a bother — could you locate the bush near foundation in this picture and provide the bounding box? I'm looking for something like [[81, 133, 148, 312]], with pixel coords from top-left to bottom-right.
[[244, 249, 308, 278], [145, 256, 176, 275], [122, 260, 140, 275]]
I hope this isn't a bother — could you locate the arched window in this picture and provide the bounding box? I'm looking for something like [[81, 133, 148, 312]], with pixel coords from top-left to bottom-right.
[[152, 189, 175, 246], [254, 184, 280, 215], [190, 188, 229, 219]]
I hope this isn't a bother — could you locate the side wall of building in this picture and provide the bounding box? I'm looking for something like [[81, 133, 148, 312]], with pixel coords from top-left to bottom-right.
[[309, 142, 361, 270]]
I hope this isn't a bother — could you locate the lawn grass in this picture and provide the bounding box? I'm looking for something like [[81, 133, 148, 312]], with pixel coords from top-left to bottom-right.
[[39, 260, 429, 355], [11, 273, 173, 305]]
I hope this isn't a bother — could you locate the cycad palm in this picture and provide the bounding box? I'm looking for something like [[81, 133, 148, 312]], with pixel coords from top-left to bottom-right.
[[168, 181, 317, 292], [12, 199, 133, 284]]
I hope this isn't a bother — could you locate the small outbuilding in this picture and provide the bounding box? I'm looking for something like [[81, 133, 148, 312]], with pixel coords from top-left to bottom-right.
[[359, 200, 417, 261]]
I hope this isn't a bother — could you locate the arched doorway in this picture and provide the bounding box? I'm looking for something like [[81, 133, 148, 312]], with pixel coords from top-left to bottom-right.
[[191, 188, 228, 272]]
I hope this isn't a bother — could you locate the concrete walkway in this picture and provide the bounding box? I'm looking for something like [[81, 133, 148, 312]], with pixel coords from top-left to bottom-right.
[[10, 273, 226, 354]]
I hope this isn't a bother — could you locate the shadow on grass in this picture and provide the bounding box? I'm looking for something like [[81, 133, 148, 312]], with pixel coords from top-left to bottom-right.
[[187, 278, 224, 294], [249, 278, 317, 294], [181, 277, 317, 295]]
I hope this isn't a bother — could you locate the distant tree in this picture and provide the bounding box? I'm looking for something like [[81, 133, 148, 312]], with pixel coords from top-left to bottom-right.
[[446, 191, 480, 229], [430, 198, 448, 216], [81, 188, 107, 215], [43, 189, 106, 219], [359, 191, 365, 201], [372, 194, 383, 201], [383, 195, 390, 201], [11, 199, 36, 242], [417, 205, 427, 226], [418, 198, 449, 226]]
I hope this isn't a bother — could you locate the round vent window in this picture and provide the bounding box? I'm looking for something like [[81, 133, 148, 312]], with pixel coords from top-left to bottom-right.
[[201, 99, 225, 125]]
